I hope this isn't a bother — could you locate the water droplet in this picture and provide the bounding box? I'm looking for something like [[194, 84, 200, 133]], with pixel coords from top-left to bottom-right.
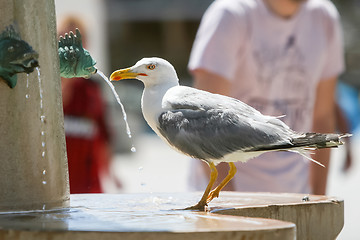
[[26, 74, 29, 88], [41, 131, 45, 136], [42, 151, 45, 157], [40, 115, 45, 122], [25, 94, 30, 99], [42, 170, 46, 175], [126, 125, 132, 139], [42, 180, 47, 185], [41, 142, 45, 147], [42, 204, 46, 211], [131, 146, 136, 153]]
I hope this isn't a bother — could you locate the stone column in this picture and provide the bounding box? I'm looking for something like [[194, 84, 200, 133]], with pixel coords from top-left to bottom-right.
[[0, 0, 70, 211]]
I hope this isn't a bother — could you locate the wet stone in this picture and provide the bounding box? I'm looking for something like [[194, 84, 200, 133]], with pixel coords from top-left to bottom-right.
[[0, 193, 297, 240]]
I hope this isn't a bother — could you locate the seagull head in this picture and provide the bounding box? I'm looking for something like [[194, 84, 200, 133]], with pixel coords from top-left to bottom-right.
[[110, 57, 179, 87]]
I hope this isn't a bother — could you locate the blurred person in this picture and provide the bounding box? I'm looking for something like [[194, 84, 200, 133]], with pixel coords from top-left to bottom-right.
[[332, 0, 360, 137], [333, 1, 360, 172], [335, 73, 360, 173], [188, 0, 344, 195], [59, 17, 114, 193], [335, 101, 353, 172], [337, 79, 360, 135]]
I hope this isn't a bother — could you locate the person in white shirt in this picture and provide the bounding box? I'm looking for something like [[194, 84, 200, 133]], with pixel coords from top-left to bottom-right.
[[188, 0, 344, 195]]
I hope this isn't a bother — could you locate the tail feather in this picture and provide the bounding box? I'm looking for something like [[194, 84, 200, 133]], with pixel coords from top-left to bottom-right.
[[245, 132, 351, 167], [288, 149, 325, 167], [247, 133, 351, 152], [291, 133, 351, 149]]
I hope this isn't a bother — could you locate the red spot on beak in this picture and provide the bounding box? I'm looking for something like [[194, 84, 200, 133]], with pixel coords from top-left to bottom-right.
[[111, 76, 122, 81], [138, 73, 148, 76]]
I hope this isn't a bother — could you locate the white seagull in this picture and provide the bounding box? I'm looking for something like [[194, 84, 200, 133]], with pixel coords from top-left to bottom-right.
[[110, 57, 349, 210]]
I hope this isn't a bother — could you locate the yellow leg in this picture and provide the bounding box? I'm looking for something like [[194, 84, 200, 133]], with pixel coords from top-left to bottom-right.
[[206, 162, 237, 204], [185, 162, 218, 211]]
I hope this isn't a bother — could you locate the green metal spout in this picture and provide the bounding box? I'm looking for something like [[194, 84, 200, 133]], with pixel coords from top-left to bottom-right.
[[58, 28, 97, 79], [0, 25, 39, 88]]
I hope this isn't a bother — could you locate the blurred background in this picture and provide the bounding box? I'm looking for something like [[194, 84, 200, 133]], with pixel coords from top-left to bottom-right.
[[55, 0, 359, 239]]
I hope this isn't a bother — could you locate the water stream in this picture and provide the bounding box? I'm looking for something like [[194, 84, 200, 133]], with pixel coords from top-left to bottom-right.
[[25, 74, 30, 99], [37, 68, 43, 110], [36, 67, 47, 200], [25, 69, 48, 201], [96, 70, 135, 151]]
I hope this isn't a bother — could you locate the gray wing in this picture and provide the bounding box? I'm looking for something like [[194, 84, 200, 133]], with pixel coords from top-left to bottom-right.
[[158, 86, 296, 160]]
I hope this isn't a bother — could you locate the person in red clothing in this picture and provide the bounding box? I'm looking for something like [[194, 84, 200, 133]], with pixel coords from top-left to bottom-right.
[[59, 17, 113, 193], [62, 77, 111, 193]]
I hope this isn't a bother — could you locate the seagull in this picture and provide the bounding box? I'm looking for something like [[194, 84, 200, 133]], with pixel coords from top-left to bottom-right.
[[110, 57, 349, 211]]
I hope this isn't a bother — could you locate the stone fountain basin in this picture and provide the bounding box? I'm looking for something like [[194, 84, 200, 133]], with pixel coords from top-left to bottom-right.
[[0, 192, 343, 240]]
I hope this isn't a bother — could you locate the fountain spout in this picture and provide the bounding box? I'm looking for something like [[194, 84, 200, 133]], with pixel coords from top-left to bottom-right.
[[58, 28, 97, 79], [0, 25, 39, 88]]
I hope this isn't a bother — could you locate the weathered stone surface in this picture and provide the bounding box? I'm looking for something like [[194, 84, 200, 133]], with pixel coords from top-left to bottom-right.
[[211, 192, 344, 240], [0, 0, 69, 211]]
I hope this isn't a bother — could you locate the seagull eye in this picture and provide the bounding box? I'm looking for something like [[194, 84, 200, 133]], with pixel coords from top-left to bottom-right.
[[147, 64, 156, 70]]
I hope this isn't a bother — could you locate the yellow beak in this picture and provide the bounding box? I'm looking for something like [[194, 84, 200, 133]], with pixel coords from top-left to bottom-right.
[[110, 68, 147, 81]]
